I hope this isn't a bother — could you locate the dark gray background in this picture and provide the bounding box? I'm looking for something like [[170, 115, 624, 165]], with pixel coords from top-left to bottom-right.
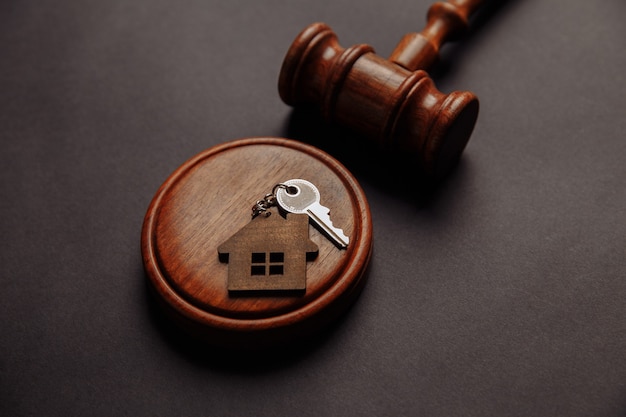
[[2, 1, 625, 416]]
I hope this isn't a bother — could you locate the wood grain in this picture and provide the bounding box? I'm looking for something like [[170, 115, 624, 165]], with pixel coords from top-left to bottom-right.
[[278, 0, 482, 179], [142, 138, 372, 348], [390, 0, 485, 71]]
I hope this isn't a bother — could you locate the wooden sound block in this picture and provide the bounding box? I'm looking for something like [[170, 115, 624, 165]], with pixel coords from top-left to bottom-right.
[[141, 137, 373, 349]]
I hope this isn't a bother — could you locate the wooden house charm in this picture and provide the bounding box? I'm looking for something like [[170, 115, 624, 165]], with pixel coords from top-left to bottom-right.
[[218, 212, 318, 293]]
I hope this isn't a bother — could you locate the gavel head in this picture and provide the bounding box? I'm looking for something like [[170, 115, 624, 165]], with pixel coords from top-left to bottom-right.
[[279, 23, 479, 180]]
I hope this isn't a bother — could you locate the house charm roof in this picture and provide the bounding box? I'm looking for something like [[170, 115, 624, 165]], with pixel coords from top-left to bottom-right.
[[218, 212, 318, 293]]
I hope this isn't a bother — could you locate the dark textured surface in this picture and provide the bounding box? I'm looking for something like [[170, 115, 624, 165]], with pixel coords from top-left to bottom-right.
[[2, 1, 625, 416]]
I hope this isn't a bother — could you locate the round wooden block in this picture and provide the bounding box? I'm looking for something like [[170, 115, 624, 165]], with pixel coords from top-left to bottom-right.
[[142, 137, 373, 348]]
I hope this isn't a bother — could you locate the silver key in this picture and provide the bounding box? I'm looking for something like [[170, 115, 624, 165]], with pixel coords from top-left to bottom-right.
[[275, 179, 349, 249]]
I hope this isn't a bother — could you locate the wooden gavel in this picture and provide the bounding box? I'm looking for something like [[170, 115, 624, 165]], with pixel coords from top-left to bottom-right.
[[279, 0, 483, 179]]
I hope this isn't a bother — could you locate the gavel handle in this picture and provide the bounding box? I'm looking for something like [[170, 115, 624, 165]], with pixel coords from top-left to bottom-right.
[[389, 0, 484, 71]]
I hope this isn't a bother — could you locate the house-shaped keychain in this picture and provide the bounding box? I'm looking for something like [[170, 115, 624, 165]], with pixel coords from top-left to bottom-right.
[[218, 212, 318, 293]]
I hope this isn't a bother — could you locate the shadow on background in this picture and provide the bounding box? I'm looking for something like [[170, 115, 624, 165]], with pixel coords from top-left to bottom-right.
[[282, 106, 471, 208], [142, 269, 370, 374]]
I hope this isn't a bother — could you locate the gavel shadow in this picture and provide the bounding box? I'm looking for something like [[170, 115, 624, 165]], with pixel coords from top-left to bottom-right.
[[143, 276, 366, 374], [282, 107, 469, 207]]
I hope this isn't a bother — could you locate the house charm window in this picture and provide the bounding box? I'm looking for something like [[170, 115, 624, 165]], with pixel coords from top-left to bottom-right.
[[251, 252, 285, 276]]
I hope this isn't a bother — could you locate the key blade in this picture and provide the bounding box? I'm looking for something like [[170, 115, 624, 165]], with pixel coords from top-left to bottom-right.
[[306, 204, 349, 249]]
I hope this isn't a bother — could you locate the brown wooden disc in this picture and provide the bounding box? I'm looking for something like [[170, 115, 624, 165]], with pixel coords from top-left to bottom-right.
[[141, 137, 373, 348]]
